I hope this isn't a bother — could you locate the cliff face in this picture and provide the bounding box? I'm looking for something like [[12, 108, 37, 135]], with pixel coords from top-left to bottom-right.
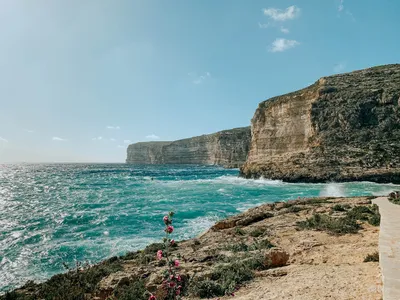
[[241, 64, 400, 183], [126, 127, 251, 168]]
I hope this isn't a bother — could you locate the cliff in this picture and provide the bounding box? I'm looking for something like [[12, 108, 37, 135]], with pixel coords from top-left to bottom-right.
[[126, 127, 251, 168], [240, 64, 400, 183]]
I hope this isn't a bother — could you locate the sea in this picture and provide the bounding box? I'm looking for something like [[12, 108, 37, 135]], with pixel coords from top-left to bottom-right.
[[1, 163, 399, 292]]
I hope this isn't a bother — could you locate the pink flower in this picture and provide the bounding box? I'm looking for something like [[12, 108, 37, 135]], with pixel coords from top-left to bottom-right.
[[169, 281, 176, 288], [174, 260, 180, 267], [163, 216, 169, 223], [166, 225, 174, 233], [148, 295, 156, 300], [176, 274, 181, 282], [170, 239, 175, 245], [176, 289, 181, 295], [157, 250, 163, 260]]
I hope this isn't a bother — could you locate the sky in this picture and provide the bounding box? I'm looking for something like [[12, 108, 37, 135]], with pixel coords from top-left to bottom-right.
[[0, 0, 399, 162]]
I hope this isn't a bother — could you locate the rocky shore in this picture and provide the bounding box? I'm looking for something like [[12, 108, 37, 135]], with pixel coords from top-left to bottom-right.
[[3, 196, 382, 300]]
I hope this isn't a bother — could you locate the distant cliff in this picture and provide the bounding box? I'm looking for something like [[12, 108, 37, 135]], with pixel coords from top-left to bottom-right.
[[240, 64, 400, 183], [126, 127, 251, 168]]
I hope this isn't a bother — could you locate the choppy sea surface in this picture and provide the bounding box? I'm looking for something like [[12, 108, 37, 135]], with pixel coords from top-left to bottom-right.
[[1, 163, 399, 292]]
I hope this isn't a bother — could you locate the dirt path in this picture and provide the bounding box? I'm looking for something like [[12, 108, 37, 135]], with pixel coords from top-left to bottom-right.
[[372, 197, 400, 300]]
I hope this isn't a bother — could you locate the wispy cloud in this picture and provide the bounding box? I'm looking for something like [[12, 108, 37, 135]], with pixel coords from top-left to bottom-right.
[[269, 38, 300, 52], [0, 137, 8, 143], [123, 140, 132, 144], [258, 22, 270, 29], [106, 126, 120, 130], [280, 27, 290, 34], [146, 134, 160, 140], [52, 137, 67, 141], [338, 0, 355, 21], [334, 62, 346, 73], [24, 129, 35, 133], [189, 72, 211, 85], [110, 138, 116, 142], [263, 6, 300, 21], [117, 145, 125, 148], [92, 136, 103, 141]]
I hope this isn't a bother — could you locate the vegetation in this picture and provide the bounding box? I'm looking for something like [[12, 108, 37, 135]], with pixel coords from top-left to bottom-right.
[[364, 252, 379, 262], [224, 239, 274, 252], [297, 204, 380, 235]]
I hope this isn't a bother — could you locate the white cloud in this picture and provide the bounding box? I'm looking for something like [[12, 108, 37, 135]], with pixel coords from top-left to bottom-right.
[[146, 134, 160, 140], [52, 137, 67, 141], [258, 22, 270, 29], [92, 136, 103, 141], [0, 137, 8, 143], [263, 6, 300, 21], [110, 138, 116, 142], [338, 0, 344, 12], [24, 129, 35, 133], [334, 62, 346, 73], [106, 126, 120, 130], [117, 145, 125, 148], [123, 140, 132, 144], [269, 38, 300, 52], [280, 27, 290, 34], [189, 72, 211, 85]]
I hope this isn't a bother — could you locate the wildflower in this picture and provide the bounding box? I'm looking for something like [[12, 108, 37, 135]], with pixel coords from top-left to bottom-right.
[[157, 250, 163, 260], [176, 274, 181, 282], [163, 216, 169, 223], [176, 289, 181, 295], [170, 239, 175, 245], [166, 225, 174, 233], [149, 294, 156, 300], [169, 281, 176, 288], [174, 260, 180, 267]]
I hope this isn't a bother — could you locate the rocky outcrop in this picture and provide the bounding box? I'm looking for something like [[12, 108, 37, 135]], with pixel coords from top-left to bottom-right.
[[126, 127, 251, 168], [240, 64, 400, 183]]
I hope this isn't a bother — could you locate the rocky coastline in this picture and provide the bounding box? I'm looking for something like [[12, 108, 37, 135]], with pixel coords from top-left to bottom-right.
[[2, 196, 382, 300], [126, 127, 251, 168], [240, 64, 400, 183]]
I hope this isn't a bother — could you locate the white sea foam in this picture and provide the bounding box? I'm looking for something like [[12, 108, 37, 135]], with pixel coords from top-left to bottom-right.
[[319, 183, 346, 197]]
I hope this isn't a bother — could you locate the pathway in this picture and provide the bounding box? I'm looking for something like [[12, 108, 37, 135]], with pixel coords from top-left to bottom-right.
[[372, 196, 400, 300]]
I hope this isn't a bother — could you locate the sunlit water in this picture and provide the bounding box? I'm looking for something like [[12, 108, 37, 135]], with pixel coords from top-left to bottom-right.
[[0, 163, 399, 292]]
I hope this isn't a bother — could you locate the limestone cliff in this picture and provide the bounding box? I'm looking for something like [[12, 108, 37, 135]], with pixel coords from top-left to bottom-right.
[[240, 64, 400, 183], [126, 127, 250, 168]]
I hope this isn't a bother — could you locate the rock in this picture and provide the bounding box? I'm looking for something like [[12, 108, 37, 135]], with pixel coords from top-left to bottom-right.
[[265, 248, 290, 268], [236, 211, 274, 226], [240, 64, 400, 183], [126, 127, 251, 168]]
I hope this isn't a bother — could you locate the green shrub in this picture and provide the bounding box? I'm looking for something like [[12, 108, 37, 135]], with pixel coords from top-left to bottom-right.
[[249, 228, 265, 237], [189, 280, 224, 298], [235, 227, 246, 236], [112, 280, 148, 300], [296, 213, 360, 235], [346, 205, 380, 226], [331, 204, 347, 212], [364, 252, 379, 262], [224, 242, 249, 252]]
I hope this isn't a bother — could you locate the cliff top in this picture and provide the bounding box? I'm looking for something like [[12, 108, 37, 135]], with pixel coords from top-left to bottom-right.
[[258, 63, 400, 110], [128, 126, 250, 147]]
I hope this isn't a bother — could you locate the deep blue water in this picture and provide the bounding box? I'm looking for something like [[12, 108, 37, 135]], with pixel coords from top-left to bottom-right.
[[0, 163, 399, 292]]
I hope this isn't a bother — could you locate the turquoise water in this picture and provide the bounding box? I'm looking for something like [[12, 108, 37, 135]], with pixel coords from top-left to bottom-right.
[[1, 163, 399, 292]]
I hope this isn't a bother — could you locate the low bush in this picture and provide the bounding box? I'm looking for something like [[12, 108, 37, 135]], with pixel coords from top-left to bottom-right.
[[112, 280, 148, 300], [249, 228, 265, 237], [296, 213, 360, 235], [364, 252, 379, 262]]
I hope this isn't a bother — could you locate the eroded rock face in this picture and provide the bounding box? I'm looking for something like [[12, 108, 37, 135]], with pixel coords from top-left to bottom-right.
[[126, 127, 251, 168], [241, 64, 400, 183]]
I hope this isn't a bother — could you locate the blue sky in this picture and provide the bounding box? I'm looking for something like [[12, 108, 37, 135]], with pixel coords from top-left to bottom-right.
[[0, 0, 399, 162]]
